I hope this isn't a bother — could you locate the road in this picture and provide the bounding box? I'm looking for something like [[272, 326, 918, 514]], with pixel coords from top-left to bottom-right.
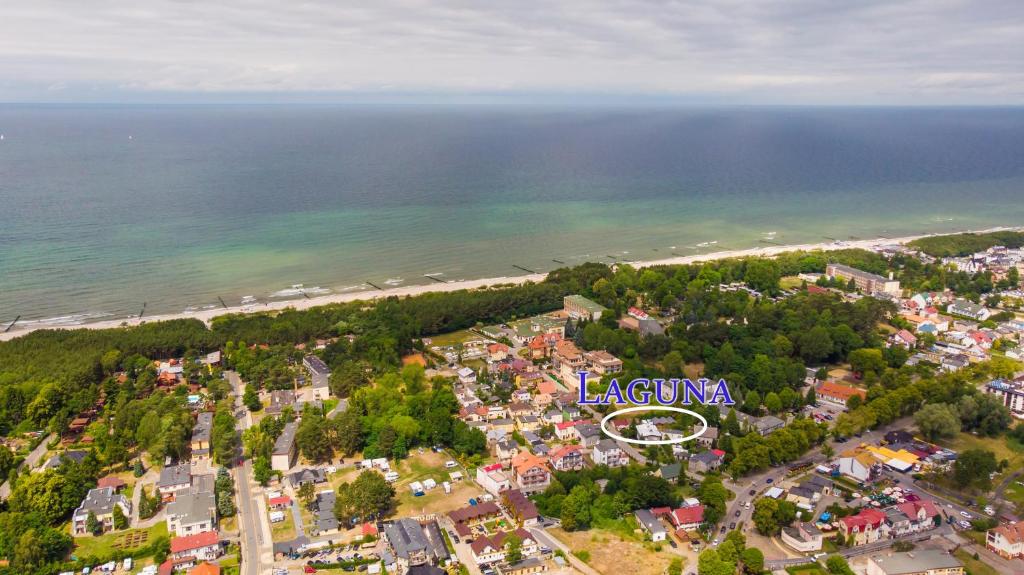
[[227, 371, 274, 575], [716, 417, 915, 545], [0, 432, 54, 499]]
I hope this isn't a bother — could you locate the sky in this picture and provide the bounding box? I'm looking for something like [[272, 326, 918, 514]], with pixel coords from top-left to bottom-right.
[[2, 0, 1023, 105]]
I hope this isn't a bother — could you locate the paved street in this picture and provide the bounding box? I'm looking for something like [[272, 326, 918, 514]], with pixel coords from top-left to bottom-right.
[[0, 432, 54, 499], [228, 370, 274, 575]]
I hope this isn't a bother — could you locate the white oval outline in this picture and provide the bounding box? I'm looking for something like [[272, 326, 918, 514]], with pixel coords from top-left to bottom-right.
[[600, 405, 708, 446]]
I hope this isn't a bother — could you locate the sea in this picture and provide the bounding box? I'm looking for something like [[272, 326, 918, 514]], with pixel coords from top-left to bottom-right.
[[2, 104, 1024, 326]]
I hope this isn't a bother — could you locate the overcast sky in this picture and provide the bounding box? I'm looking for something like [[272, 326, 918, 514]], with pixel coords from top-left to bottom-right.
[[2, 0, 1023, 104]]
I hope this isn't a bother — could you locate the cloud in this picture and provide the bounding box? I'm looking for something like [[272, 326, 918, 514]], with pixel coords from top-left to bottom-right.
[[0, 0, 1022, 103]]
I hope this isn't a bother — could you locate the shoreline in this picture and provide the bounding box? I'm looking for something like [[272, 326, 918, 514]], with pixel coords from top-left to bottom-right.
[[2, 227, 1019, 341]]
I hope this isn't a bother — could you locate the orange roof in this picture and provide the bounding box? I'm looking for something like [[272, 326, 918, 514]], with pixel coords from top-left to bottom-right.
[[993, 522, 1024, 544], [511, 452, 549, 475], [189, 564, 221, 575], [536, 379, 557, 394], [816, 381, 866, 401], [528, 336, 547, 350]]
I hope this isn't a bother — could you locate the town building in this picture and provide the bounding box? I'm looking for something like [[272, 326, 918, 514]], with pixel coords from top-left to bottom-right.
[[272, 421, 298, 471], [158, 464, 193, 501], [825, 263, 901, 296], [383, 518, 449, 574], [190, 412, 213, 463], [564, 295, 606, 321], [947, 299, 991, 321], [170, 531, 222, 564], [548, 445, 585, 471], [884, 500, 941, 536], [303, 355, 332, 400], [634, 509, 667, 542], [865, 549, 963, 575], [502, 489, 540, 527], [166, 486, 217, 537], [688, 450, 724, 474], [71, 487, 131, 535], [816, 381, 867, 408], [511, 452, 551, 494], [591, 439, 628, 468], [780, 523, 823, 553], [984, 377, 1024, 418], [476, 463, 513, 496], [839, 508, 888, 545], [986, 521, 1024, 559]]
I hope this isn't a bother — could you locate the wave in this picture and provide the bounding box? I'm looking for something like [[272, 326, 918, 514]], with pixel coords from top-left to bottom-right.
[[384, 277, 405, 286], [270, 285, 332, 298], [22, 312, 115, 326]]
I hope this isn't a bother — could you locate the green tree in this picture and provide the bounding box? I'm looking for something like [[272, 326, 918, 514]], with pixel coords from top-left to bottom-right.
[[953, 448, 998, 490], [86, 511, 102, 535], [505, 533, 523, 564], [914, 403, 960, 442], [253, 456, 272, 486], [763, 392, 783, 414], [297, 482, 316, 510], [740, 547, 764, 575], [243, 385, 261, 412], [333, 470, 396, 523], [112, 503, 128, 530], [848, 348, 886, 378]]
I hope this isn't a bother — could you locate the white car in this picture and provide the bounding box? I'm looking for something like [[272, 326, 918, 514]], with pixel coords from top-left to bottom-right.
[[445, 460, 458, 468], [960, 511, 972, 519]]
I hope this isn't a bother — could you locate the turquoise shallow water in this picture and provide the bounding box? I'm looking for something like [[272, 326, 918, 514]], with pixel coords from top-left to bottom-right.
[[1, 105, 1023, 324]]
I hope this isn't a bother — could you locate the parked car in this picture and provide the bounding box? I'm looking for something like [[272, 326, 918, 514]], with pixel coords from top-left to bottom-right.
[[729, 522, 736, 530], [734, 510, 741, 518]]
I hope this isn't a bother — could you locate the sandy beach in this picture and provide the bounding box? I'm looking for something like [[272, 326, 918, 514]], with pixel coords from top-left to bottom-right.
[[2, 227, 1017, 341]]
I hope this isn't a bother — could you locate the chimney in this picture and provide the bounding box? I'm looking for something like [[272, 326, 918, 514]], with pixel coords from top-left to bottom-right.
[[889, 272, 894, 280]]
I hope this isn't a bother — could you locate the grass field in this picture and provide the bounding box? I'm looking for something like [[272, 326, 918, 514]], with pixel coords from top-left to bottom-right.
[[954, 549, 1000, 575], [392, 451, 481, 517], [549, 527, 681, 575], [271, 510, 297, 542], [72, 521, 168, 559], [942, 432, 1024, 484], [426, 329, 488, 347]]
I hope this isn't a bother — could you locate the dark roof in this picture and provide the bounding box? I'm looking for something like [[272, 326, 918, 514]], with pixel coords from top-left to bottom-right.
[[448, 501, 500, 524], [274, 421, 298, 456], [385, 518, 429, 560], [304, 355, 332, 376], [502, 489, 539, 520]]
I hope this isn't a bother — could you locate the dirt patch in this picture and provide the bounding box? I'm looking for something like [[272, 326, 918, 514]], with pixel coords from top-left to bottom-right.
[[549, 527, 680, 575]]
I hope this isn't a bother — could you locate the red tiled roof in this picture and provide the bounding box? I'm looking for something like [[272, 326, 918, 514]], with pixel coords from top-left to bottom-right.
[[670, 505, 704, 527], [189, 564, 221, 575], [268, 496, 291, 506], [171, 531, 219, 553], [840, 508, 886, 531], [548, 445, 582, 461], [817, 381, 867, 402], [362, 522, 378, 536]]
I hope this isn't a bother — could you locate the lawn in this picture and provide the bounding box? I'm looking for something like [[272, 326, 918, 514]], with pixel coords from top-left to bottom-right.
[[954, 549, 1000, 575], [72, 522, 168, 560], [392, 451, 480, 517], [425, 329, 488, 348], [271, 511, 297, 542], [1003, 478, 1024, 508], [549, 527, 680, 575], [942, 432, 1024, 484]]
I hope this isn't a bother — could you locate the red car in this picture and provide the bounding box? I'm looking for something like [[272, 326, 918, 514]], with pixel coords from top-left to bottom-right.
[[304, 567, 317, 574]]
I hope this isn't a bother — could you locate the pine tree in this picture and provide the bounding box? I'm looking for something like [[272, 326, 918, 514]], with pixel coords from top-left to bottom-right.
[[112, 504, 129, 530], [86, 511, 102, 535]]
